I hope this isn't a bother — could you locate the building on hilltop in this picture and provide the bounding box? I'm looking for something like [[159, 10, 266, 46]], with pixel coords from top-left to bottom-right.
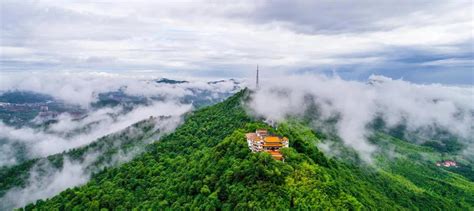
[[246, 129, 289, 160]]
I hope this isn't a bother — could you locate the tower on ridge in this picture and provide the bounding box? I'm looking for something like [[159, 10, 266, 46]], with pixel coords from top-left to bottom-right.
[[256, 65, 259, 89]]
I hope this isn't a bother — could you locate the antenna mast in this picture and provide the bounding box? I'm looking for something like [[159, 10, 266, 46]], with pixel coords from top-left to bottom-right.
[[256, 65, 259, 89]]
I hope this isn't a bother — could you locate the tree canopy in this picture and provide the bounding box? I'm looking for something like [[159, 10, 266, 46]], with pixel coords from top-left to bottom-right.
[[21, 89, 473, 210]]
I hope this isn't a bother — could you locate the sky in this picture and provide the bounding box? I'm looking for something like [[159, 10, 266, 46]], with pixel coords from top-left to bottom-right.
[[0, 0, 473, 84]]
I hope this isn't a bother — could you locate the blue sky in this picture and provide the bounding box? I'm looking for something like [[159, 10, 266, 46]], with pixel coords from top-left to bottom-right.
[[0, 0, 472, 84]]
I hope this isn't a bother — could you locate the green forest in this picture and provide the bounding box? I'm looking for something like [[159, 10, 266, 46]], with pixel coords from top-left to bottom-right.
[[18, 89, 474, 210], [0, 116, 162, 200]]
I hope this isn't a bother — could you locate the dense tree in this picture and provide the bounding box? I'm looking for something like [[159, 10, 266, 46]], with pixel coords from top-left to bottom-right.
[[17, 89, 474, 210]]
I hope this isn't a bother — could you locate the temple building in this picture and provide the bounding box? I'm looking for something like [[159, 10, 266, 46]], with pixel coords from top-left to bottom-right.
[[246, 129, 289, 160]]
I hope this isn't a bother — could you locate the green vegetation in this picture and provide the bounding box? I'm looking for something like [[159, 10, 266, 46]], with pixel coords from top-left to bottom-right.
[[0, 116, 163, 199], [16, 89, 474, 210]]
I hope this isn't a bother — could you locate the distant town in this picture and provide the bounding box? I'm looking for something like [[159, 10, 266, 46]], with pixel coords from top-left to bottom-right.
[[0, 101, 86, 126]]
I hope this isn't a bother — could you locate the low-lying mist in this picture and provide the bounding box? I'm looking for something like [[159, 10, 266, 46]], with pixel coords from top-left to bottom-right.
[[0, 72, 242, 107], [248, 74, 473, 162], [0, 102, 191, 166], [0, 72, 243, 209], [0, 72, 242, 166], [0, 115, 183, 210]]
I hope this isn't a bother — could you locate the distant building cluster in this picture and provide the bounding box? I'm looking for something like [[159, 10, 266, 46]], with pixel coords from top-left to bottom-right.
[[36, 106, 86, 122], [436, 160, 458, 167], [37, 106, 59, 122], [0, 102, 49, 111], [246, 129, 289, 160]]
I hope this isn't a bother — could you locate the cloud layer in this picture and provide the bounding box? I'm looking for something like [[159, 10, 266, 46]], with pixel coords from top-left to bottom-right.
[[0, 72, 242, 166], [0, 72, 243, 208], [0, 72, 242, 107], [1, 1, 472, 84], [248, 74, 474, 162], [1, 157, 92, 209], [0, 102, 191, 165], [0, 114, 184, 209]]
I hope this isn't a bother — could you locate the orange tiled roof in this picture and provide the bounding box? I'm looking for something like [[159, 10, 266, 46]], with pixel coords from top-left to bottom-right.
[[267, 150, 281, 156], [263, 143, 283, 147], [268, 151, 283, 160], [264, 136, 281, 143]]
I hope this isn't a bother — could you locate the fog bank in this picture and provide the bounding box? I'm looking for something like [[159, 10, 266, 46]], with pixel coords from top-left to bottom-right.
[[249, 74, 474, 162]]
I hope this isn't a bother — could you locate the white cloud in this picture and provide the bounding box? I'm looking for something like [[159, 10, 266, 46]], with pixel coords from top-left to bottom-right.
[[0, 72, 241, 106], [0, 101, 191, 161], [0, 71, 244, 207], [1, 1, 472, 83], [0, 114, 186, 210], [248, 74, 474, 162], [0, 71, 249, 170], [0, 72, 245, 166], [1, 158, 91, 209]]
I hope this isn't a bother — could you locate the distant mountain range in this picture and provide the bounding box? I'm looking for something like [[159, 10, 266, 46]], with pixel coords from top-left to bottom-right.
[[155, 78, 189, 84]]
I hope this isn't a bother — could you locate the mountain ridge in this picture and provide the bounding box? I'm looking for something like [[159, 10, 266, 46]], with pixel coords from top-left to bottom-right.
[[0, 115, 181, 210], [17, 89, 474, 210]]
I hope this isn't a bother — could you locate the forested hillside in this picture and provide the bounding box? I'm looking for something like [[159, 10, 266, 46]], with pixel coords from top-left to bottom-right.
[[22, 89, 473, 210], [0, 116, 179, 210]]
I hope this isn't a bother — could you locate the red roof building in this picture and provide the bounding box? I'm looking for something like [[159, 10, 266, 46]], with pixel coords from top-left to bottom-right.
[[246, 129, 289, 161]]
